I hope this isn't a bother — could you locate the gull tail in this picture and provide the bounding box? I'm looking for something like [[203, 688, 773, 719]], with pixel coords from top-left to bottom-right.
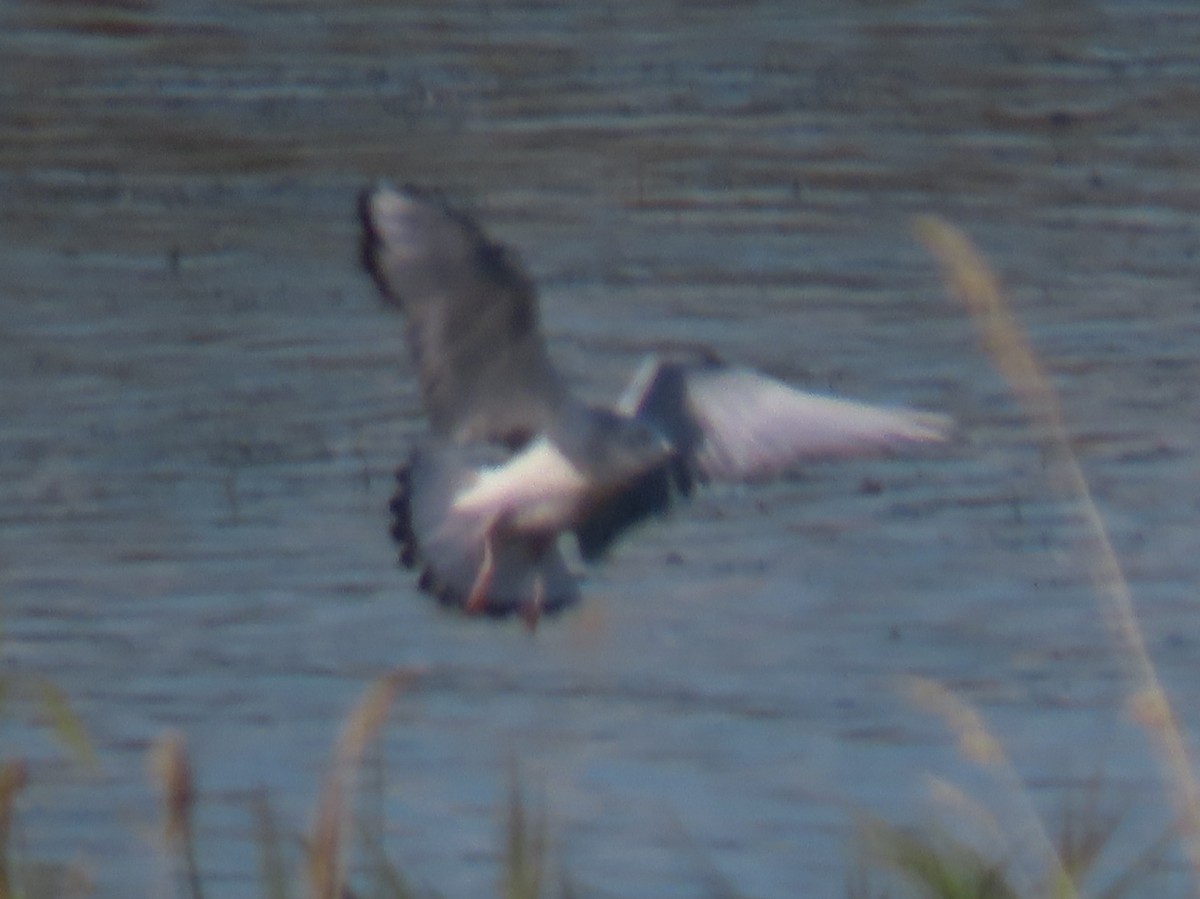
[[389, 446, 579, 619]]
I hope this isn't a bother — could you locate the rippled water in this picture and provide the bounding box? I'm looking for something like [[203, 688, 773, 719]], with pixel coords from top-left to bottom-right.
[[4, 1, 1200, 895]]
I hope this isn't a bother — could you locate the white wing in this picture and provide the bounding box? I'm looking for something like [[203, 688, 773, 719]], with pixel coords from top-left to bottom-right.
[[628, 358, 951, 482], [575, 356, 951, 559]]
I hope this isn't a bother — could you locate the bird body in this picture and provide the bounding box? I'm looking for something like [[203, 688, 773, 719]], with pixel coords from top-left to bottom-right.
[[360, 183, 950, 624], [453, 434, 625, 536]]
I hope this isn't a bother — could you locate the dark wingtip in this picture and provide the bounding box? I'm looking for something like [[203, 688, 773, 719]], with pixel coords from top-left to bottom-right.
[[358, 182, 464, 304]]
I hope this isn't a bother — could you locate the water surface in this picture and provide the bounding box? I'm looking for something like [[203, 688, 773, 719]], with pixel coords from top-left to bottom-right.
[[4, 1, 1200, 895]]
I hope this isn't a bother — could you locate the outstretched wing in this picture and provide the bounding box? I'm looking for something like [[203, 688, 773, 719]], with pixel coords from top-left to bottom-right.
[[624, 356, 951, 480], [574, 356, 951, 560], [360, 183, 569, 447]]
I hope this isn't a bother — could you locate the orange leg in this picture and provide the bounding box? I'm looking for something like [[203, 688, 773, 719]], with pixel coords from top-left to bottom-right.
[[464, 516, 499, 615], [520, 573, 545, 632]]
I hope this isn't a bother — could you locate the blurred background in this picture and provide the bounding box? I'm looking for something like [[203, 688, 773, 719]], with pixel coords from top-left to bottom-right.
[[3, 1, 1200, 896]]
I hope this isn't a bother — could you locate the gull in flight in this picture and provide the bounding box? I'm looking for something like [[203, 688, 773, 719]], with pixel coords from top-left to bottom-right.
[[359, 184, 950, 626]]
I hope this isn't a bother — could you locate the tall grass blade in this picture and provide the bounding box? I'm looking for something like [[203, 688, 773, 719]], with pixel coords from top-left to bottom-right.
[[148, 730, 203, 899], [354, 814, 419, 899], [914, 215, 1200, 878], [502, 772, 545, 899], [0, 760, 29, 899], [308, 667, 418, 899], [252, 789, 292, 899], [31, 678, 97, 772], [860, 813, 1022, 899], [906, 677, 1075, 896]]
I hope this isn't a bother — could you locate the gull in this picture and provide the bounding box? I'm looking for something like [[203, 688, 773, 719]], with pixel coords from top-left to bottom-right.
[[359, 183, 950, 626]]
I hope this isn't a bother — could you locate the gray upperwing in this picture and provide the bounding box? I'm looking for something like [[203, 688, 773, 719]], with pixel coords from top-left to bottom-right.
[[360, 183, 569, 447]]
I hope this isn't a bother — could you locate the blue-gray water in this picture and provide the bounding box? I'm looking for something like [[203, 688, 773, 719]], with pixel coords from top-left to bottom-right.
[[4, 1, 1200, 895]]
